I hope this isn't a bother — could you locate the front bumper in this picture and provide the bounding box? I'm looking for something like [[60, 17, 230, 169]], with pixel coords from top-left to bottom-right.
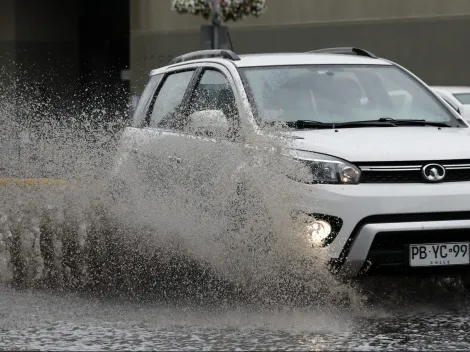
[[293, 182, 470, 277], [345, 220, 470, 277]]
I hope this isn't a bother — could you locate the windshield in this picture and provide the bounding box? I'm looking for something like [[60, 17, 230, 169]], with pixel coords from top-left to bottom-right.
[[453, 93, 470, 105], [240, 65, 458, 127]]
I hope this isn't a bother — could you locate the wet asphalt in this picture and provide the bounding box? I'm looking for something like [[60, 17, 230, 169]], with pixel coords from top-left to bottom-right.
[[1, 283, 470, 351]]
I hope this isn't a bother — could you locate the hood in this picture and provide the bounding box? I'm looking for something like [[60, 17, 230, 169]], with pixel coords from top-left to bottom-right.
[[285, 127, 470, 162]]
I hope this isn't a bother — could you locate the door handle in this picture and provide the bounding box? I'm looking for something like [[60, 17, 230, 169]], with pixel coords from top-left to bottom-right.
[[168, 156, 182, 164]]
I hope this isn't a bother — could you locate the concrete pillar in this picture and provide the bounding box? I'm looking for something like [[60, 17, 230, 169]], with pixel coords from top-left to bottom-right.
[[0, 0, 18, 176], [0, 0, 80, 177], [0, 0, 81, 115], [0, 0, 17, 91], [15, 0, 80, 108]]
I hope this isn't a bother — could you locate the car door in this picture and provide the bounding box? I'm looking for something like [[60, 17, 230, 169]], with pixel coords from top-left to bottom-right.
[[113, 67, 199, 198], [119, 63, 245, 207], [176, 66, 244, 205]]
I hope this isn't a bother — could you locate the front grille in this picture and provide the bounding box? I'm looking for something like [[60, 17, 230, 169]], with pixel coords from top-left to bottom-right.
[[361, 168, 470, 183], [361, 170, 420, 183], [357, 160, 470, 183], [362, 229, 470, 275]]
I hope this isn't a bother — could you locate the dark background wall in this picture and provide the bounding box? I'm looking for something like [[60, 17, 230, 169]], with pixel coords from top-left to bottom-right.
[[131, 14, 470, 93], [0, 0, 130, 121], [2, 1, 470, 115], [231, 15, 470, 86], [79, 0, 130, 117], [0, 0, 130, 178], [14, 0, 80, 114]]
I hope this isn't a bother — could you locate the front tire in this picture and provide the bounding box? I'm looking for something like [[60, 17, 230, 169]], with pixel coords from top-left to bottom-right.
[[224, 180, 277, 255], [461, 271, 470, 292]]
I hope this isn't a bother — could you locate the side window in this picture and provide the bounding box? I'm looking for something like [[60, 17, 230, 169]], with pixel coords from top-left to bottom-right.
[[188, 69, 238, 122], [132, 74, 163, 127], [149, 70, 195, 129]]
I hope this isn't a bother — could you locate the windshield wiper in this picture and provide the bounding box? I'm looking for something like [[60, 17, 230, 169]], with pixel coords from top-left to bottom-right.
[[284, 120, 334, 129], [331, 118, 452, 128], [372, 117, 452, 128], [265, 118, 452, 130], [263, 120, 334, 129], [285, 119, 398, 129], [264, 119, 396, 129]]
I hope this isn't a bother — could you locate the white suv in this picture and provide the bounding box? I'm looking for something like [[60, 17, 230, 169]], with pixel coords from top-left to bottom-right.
[[110, 47, 470, 285]]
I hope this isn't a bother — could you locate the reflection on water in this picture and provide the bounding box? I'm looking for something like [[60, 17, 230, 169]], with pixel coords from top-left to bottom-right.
[[1, 286, 470, 351]]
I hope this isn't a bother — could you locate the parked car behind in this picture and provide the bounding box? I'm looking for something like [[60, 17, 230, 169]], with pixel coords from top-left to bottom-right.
[[431, 86, 470, 122]]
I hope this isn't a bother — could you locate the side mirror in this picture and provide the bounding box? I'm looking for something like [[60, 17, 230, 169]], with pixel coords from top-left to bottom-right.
[[188, 109, 229, 138]]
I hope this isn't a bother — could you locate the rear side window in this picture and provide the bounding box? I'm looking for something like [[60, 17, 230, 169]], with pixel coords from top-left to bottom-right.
[[131, 74, 163, 127], [454, 93, 470, 105], [149, 70, 195, 128]]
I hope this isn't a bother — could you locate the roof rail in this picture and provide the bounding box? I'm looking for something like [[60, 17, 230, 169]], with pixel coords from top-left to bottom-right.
[[308, 47, 378, 59], [169, 49, 241, 65]]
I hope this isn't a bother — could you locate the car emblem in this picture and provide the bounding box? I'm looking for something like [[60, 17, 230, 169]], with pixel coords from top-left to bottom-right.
[[422, 163, 446, 182]]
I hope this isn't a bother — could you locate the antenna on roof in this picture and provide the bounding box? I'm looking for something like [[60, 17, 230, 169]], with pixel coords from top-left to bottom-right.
[[211, 0, 220, 49], [227, 28, 235, 52], [200, 25, 234, 51]]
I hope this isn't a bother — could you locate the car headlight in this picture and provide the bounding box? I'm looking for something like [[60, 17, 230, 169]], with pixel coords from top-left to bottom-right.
[[283, 150, 361, 184]]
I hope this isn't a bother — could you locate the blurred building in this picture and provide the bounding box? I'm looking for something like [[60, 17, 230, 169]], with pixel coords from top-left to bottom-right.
[[131, 0, 470, 97], [2, 0, 470, 119]]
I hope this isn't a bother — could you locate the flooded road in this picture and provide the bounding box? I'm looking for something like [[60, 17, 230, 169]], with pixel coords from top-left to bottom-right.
[[2, 89, 470, 351], [1, 285, 470, 351]]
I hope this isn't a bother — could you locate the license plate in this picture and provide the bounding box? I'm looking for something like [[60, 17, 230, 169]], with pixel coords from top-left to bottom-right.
[[409, 242, 470, 267]]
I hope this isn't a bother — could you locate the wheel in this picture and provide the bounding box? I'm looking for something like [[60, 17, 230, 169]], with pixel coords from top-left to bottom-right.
[[224, 180, 277, 255], [461, 271, 470, 292]]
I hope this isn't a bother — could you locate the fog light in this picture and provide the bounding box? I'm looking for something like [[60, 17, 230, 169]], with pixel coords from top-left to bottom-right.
[[309, 220, 332, 246]]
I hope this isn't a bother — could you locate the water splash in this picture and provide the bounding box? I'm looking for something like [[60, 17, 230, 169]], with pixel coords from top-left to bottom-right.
[[0, 68, 360, 309]]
